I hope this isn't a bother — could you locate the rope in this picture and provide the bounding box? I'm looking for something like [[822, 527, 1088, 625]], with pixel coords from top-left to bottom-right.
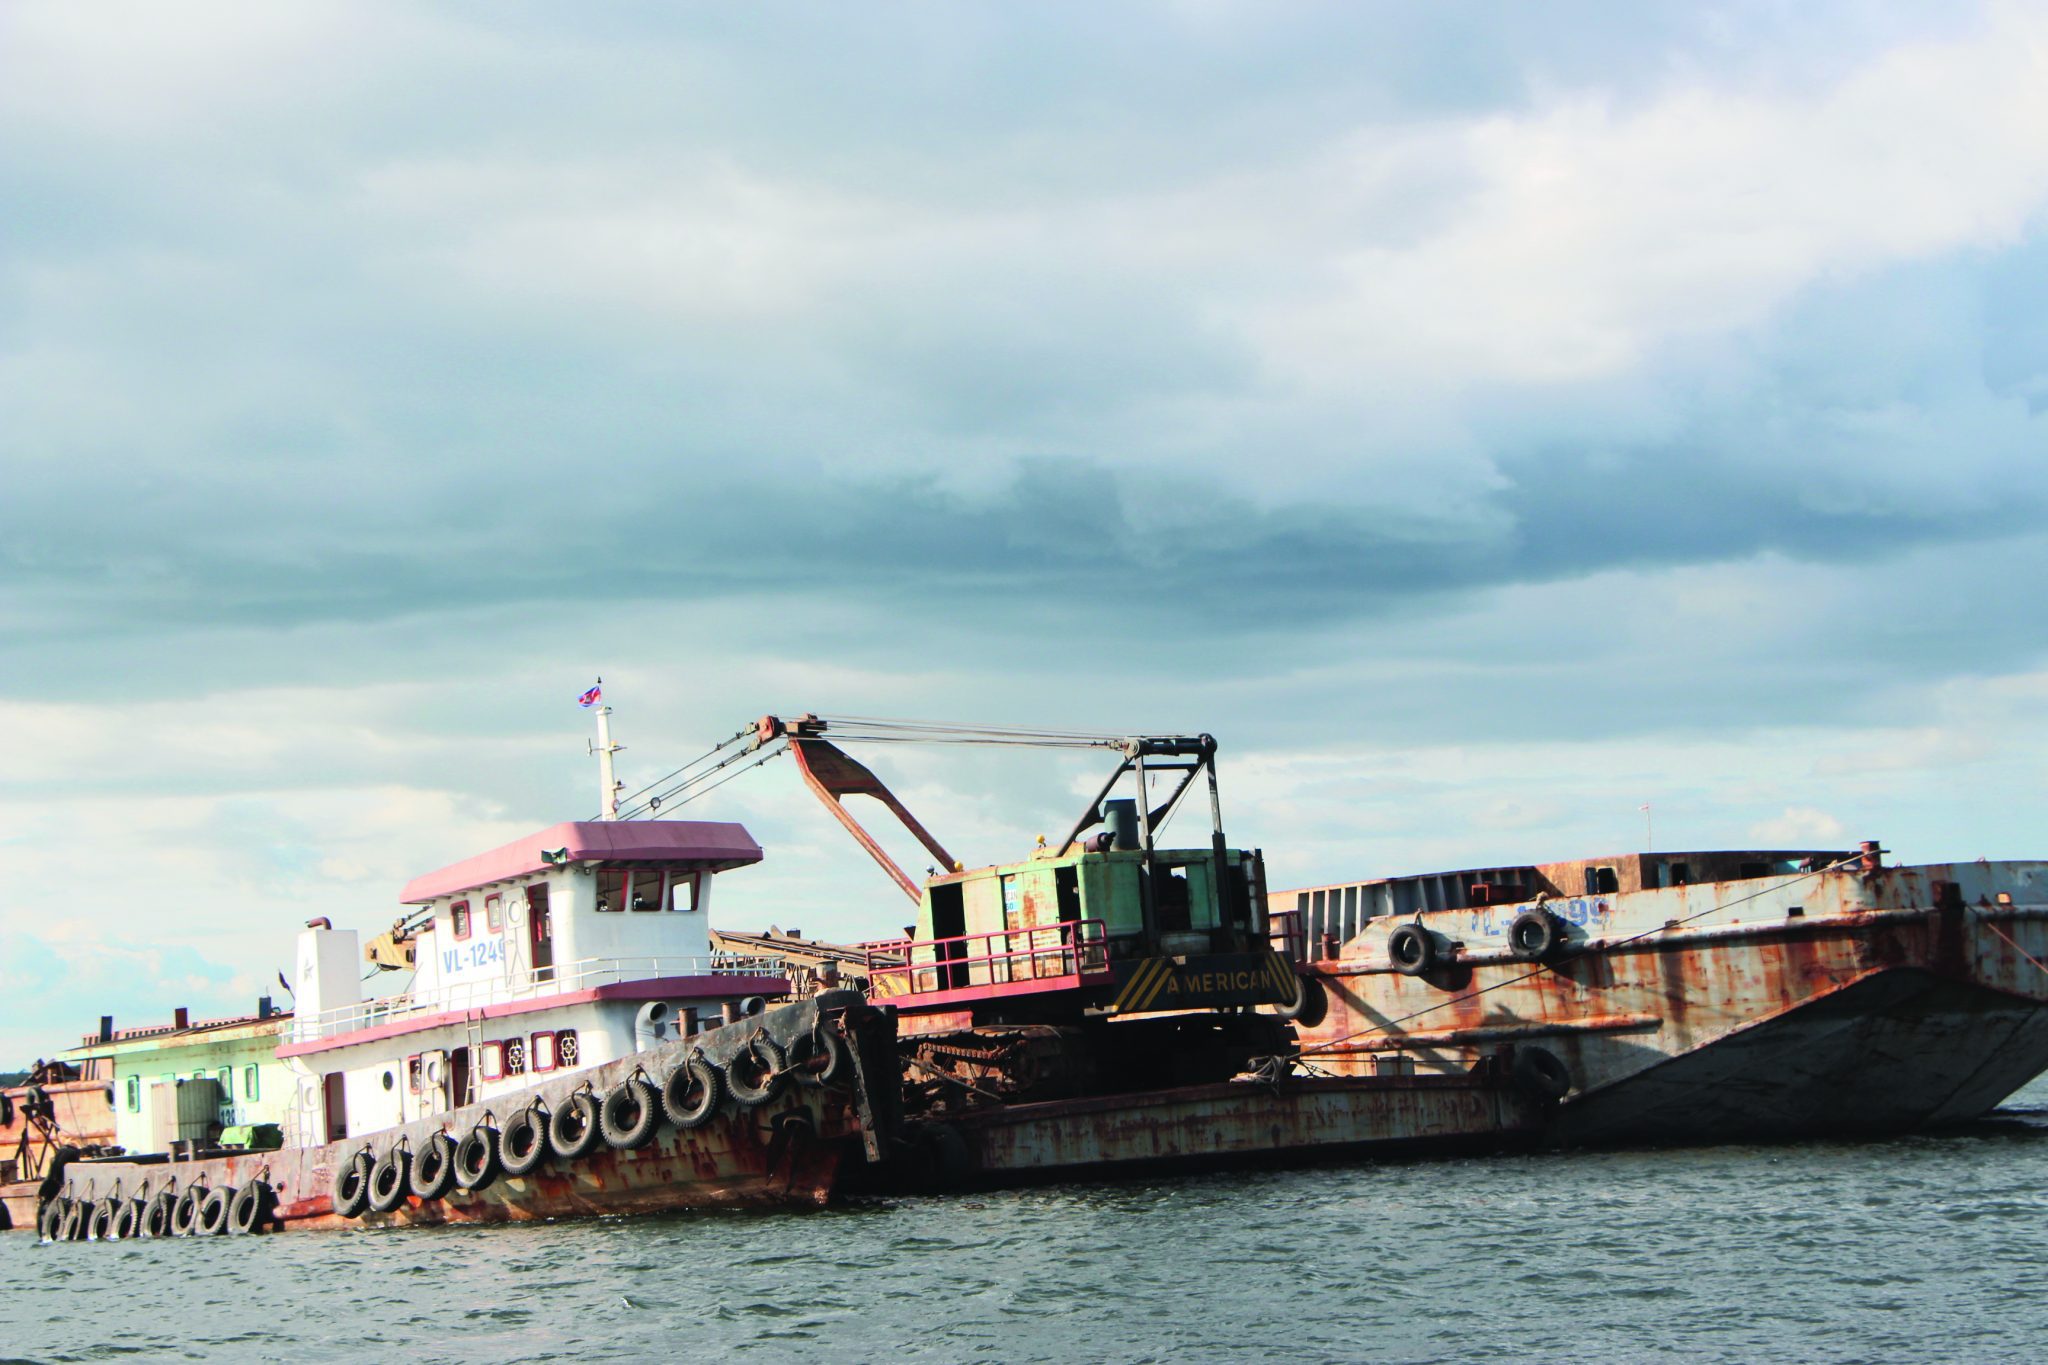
[[1285, 849, 1878, 1066]]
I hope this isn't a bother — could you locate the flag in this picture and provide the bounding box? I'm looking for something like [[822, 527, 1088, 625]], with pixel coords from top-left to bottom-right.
[[578, 683, 602, 708]]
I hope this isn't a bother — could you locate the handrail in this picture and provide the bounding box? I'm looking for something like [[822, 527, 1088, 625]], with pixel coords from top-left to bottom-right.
[[291, 953, 786, 1042], [865, 919, 1110, 997]]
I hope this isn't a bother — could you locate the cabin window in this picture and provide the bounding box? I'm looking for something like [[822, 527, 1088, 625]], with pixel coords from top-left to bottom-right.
[[629, 870, 661, 912], [485, 894, 504, 932], [480, 1042, 504, 1081], [406, 1055, 423, 1093], [381, 1069, 396, 1091], [596, 870, 627, 913], [243, 1066, 259, 1102], [532, 1031, 558, 1072], [1670, 863, 1693, 887], [452, 900, 472, 940], [503, 1037, 527, 1075], [671, 872, 699, 912], [557, 1029, 580, 1067], [218, 1067, 233, 1099], [125, 1076, 140, 1112], [1583, 867, 1619, 895]]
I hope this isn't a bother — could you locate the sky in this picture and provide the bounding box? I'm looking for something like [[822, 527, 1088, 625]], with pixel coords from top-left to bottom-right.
[[3, 2, 2046, 1062]]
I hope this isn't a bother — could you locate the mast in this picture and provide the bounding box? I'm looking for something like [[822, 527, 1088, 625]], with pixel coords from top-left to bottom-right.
[[589, 679, 623, 819]]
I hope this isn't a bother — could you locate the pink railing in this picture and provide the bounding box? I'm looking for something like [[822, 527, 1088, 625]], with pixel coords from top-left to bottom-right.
[[864, 919, 1110, 999]]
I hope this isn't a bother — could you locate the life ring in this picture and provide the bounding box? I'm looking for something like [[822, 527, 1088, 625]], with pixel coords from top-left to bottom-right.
[[367, 1149, 410, 1213], [454, 1124, 502, 1191], [229, 1181, 274, 1234], [110, 1199, 141, 1240], [38, 1198, 65, 1241], [547, 1092, 603, 1161], [196, 1185, 235, 1236], [598, 1079, 661, 1150], [1274, 973, 1329, 1028], [662, 1057, 724, 1130], [141, 1191, 174, 1237], [499, 1106, 550, 1177], [791, 1027, 853, 1089], [725, 1033, 787, 1108], [330, 1153, 372, 1219], [1510, 1045, 1573, 1102], [1387, 924, 1436, 976], [171, 1186, 205, 1236], [1508, 908, 1566, 964], [409, 1132, 458, 1201]]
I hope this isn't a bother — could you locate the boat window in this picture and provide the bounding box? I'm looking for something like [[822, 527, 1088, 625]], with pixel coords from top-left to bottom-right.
[[558, 1030, 580, 1067], [1670, 863, 1692, 887], [452, 901, 472, 940], [381, 1069, 396, 1091], [485, 894, 504, 932], [244, 1066, 259, 1102], [597, 870, 626, 913], [670, 872, 700, 913], [533, 1031, 558, 1072], [480, 1042, 504, 1081], [504, 1037, 527, 1075], [125, 1076, 140, 1112], [406, 1055, 423, 1094], [1583, 867, 1619, 895], [629, 870, 662, 912]]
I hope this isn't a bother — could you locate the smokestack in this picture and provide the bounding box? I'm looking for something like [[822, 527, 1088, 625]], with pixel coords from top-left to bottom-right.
[[257, 996, 274, 1020], [173, 1006, 189, 1029]]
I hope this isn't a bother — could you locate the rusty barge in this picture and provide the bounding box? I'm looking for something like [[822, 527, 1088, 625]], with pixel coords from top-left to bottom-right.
[[1275, 844, 2048, 1144]]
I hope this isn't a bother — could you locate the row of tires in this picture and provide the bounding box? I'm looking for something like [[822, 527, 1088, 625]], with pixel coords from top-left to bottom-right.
[[39, 1179, 275, 1241], [334, 1027, 851, 1219], [1386, 907, 1570, 976]]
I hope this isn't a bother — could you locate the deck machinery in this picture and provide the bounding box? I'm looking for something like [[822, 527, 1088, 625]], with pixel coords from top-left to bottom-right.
[[746, 716, 1307, 1109]]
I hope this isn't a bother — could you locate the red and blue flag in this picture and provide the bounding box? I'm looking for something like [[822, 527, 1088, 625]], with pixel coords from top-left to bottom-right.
[[578, 683, 602, 708]]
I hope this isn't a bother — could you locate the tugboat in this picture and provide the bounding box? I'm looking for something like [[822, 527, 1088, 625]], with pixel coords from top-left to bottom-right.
[[1274, 844, 2048, 1143], [36, 698, 901, 1240]]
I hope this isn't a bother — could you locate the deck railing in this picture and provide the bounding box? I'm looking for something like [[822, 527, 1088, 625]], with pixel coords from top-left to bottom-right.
[[291, 953, 786, 1042], [864, 919, 1109, 999]]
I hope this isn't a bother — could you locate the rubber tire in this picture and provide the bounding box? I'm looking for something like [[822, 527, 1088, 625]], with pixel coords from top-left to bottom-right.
[[548, 1092, 603, 1161], [726, 1033, 788, 1108], [367, 1149, 410, 1213], [229, 1181, 273, 1234], [196, 1185, 234, 1236], [0, 1092, 12, 1127], [38, 1199, 65, 1241], [86, 1198, 114, 1241], [599, 1079, 661, 1150], [792, 1028, 852, 1088], [331, 1153, 372, 1219], [142, 1192, 174, 1238], [59, 1202, 85, 1241], [499, 1107, 550, 1177], [663, 1057, 724, 1130], [110, 1199, 141, 1241], [410, 1132, 458, 1201], [1508, 909, 1564, 963], [1511, 1045, 1573, 1102], [1388, 924, 1436, 976], [171, 1187, 204, 1237], [1275, 973, 1329, 1029], [454, 1125, 501, 1191]]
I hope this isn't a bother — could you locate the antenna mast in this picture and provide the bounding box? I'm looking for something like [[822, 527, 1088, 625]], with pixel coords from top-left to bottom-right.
[[588, 678, 623, 819]]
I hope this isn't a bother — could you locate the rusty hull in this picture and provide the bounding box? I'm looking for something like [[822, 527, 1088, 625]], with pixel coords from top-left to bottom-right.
[[1293, 860, 2048, 1144], [46, 996, 893, 1235]]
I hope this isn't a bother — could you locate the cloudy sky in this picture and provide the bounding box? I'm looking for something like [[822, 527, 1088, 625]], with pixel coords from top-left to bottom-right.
[[4, 2, 2046, 1061]]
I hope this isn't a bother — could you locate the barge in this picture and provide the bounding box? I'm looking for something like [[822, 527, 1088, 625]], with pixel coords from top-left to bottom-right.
[[1274, 844, 2048, 1143]]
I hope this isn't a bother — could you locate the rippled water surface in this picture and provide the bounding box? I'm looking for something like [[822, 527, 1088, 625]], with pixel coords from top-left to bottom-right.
[[11, 1076, 2048, 1363]]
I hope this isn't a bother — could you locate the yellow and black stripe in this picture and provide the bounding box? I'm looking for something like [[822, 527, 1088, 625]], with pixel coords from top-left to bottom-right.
[[1111, 956, 1176, 1014], [1111, 949, 1297, 1015]]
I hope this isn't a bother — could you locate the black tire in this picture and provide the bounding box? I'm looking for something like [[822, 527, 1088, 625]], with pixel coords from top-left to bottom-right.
[[548, 1092, 603, 1161], [726, 1033, 787, 1108], [171, 1187, 204, 1237], [662, 1057, 724, 1130], [0, 1092, 12, 1126], [367, 1149, 410, 1213], [110, 1199, 141, 1241], [791, 1027, 853, 1089], [196, 1186, 235, 1236], [141, 1192, 173, 1238], [38, 1198, 65, 1241], [1508, 909, 1565, 963], [331, 1153, 372, 1219], [1388, 924, 1436, 976], [229, 1181, 273, 1234], [599, 1079, 661, 1150], [1511, 1045, 1573, 1102], [86, 1198, 114, 1241], [1275, 973, 1329, 1028], [500, 1106, 550, 1176], [59, 1201, 85, 1242], [454, 1125, 501, 1191], [410, 1132, 457, 1201]]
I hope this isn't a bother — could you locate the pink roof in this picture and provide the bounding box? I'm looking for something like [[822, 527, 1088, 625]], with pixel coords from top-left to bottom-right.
[[400, 820, 762, 904]]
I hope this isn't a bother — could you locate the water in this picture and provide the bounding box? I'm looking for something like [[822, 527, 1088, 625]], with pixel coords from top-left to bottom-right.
[[11, 1078, 2048, 1364]]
